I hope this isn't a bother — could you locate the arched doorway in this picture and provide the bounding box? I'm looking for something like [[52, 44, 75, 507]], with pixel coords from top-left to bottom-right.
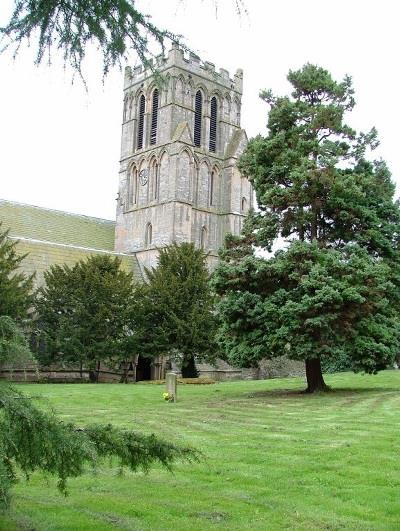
[[136, 355, 152, 381]]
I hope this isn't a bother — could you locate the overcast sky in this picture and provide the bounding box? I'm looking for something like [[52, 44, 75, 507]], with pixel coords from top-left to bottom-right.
[[0, 0, 398, 220]]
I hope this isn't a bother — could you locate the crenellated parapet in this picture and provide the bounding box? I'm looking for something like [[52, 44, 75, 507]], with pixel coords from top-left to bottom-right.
[[116, 44, 251, 272], [124, 43, 243, 95]]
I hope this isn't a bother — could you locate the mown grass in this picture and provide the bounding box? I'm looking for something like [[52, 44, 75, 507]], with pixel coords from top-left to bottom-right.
[[1, 371, 400, 530]]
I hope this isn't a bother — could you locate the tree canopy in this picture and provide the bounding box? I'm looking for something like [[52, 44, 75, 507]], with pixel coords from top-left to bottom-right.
[[137, 243, 217, 378], [34, 254, 139, 379], [213, 64, 400, 392], [0, 239, 197, 509], [0, 384, 197, 509]]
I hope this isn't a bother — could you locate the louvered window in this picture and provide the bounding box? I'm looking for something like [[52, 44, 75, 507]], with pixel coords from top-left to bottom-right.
[[137, 94, 145, 149], [150, 89, 158, 145], [194, 91, 202, 147], [209, 96, 217, 152]]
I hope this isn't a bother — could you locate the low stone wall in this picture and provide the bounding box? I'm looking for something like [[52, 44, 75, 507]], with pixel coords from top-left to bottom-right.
[[1, 360, 268, 383], [259, 356, 305, 379], [0, 365, 124, 383]]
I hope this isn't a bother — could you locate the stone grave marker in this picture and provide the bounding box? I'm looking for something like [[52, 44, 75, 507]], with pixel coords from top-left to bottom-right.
[[165, 372, 177, 402]]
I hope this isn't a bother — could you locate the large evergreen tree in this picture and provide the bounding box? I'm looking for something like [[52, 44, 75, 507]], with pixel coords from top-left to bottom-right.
[[35, 255, 139, 379], [137, 243, 217, 378], [213, 64, 400, 392], [0, 236, 196, 510]]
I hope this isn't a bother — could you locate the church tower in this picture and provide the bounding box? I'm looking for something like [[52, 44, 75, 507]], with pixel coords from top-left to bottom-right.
[[114, 44, 252, 270]]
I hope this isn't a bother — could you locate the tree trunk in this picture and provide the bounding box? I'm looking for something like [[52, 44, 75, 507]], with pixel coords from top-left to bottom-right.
[[89, 360, 101, 383], [305, 358, 329, 393], [120, 361, 129, 384], [181, 354, 198, 378]]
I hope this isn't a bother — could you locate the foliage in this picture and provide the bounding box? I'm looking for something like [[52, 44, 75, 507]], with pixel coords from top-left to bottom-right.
[[1, 1, 248, 78], [0, 316, 36, 369], [0, 0, 183, 77], [34, 255, 138, 376], [140, 378, 216, 385], [0, 224, 33, 321], [0, 384, 197, 510], [137, 243, 217, 378], [214, 64, 400, 392], [3, 374, 400, 529], [214, 242, 399, 372]]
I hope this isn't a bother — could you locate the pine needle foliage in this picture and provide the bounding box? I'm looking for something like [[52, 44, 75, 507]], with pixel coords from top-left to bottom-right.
[[35, 255, 139, 375], [0, 384, 198, 509], [0, 224, 33, 321], [0, 315, 36, 368], [214, 65, 400, 392], [137, 243, 217, 378], [1, 0, 184, 77]]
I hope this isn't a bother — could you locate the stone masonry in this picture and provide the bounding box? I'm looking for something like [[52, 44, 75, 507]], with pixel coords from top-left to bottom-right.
[[114, 44, 253, 271]]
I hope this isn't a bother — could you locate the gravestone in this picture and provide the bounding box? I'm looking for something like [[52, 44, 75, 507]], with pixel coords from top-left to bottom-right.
[[166, 372, 177, 402]]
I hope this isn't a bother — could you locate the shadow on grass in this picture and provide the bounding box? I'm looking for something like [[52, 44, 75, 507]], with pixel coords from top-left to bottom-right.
[[245, 386, 399, 400]]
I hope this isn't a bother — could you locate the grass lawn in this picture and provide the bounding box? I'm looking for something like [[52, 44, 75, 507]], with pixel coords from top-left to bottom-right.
[[1, 371, 400, 530]]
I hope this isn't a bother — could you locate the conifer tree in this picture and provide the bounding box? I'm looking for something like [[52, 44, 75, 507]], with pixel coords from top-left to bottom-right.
[[213, 65, 400, 392], [0, 239, 197, 510], [137, 243, 217, 378], [35, 255, 139, 379]]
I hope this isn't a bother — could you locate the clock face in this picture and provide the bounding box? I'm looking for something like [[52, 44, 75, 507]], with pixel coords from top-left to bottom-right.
[[139, 168, 149, 186]]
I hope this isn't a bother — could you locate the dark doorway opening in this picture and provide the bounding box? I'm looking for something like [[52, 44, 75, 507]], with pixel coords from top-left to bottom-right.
[[136, 356, 152, 381]]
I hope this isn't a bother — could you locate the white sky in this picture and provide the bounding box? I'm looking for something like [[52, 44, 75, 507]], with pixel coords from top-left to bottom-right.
[[0, 0, 398, 220]]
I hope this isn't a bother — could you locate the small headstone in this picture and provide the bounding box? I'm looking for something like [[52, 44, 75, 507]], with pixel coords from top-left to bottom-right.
[[165, 372, 177, 402]]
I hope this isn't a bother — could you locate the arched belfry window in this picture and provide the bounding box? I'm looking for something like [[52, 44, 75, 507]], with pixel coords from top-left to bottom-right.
[[150, 89, 159, 145], [241, 197, 247, 212], [145, 223, 152, 247], [194, 90, 202, 147], [137, 94, 145, 150], [209, 96, 217, 152], [200, 226, 207, 250]]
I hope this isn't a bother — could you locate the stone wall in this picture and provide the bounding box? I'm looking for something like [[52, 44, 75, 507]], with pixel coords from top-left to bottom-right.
[[115, 44, 252, 271]]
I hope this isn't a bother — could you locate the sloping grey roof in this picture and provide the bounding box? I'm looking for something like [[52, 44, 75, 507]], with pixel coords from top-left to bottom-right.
[[0, 199, 143, 285], [0, 199, 115, 250]]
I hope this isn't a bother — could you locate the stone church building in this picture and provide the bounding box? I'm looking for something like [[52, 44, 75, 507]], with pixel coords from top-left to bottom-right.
[[0, 45, 255, 381]]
